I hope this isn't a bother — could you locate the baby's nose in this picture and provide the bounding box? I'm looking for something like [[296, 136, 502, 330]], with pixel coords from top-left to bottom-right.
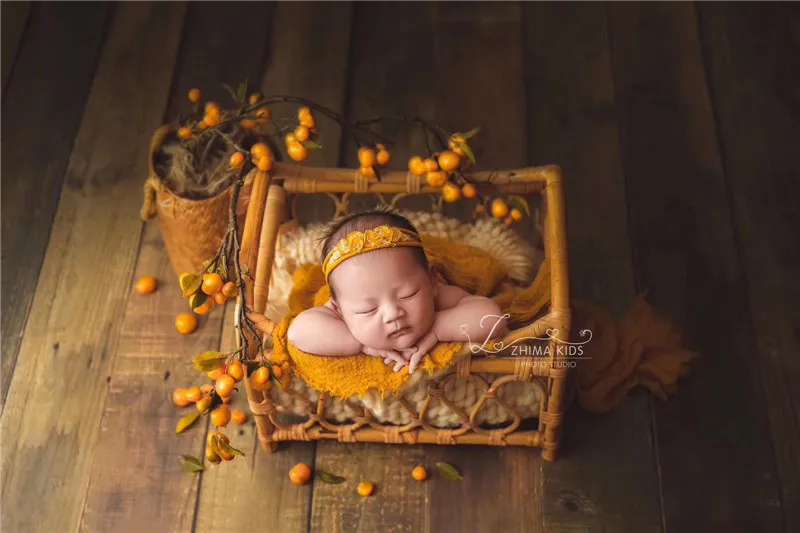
[[383, 304, 405, 323]]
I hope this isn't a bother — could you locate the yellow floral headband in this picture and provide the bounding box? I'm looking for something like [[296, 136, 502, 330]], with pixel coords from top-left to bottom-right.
[[322, 225, 424, 281]]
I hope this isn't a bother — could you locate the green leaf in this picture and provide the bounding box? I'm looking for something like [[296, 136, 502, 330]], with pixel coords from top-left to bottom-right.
[[180, 455, 205, 473], [507, 195, 531, 217], [435, 461, 462, 481], [460, 127, 480, 140], [176, 412, 200, 434], [194, 357, 227, 373], [302, 139, 323, 150], [218, 438, 245, 457], [222, 83, 238, 103], [317, 470, 346, 484], [193, 351, 228, 372], [236, 79, 248, 104], [192, 350, 225, 362], [180, 273, 202, 297], [189, 291, 207, 311], [458, 141, 476, 165]]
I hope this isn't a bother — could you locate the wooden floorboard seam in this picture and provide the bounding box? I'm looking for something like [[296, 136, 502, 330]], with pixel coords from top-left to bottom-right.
[[1, 1, 31, 99], [648, 396, 669, 533]]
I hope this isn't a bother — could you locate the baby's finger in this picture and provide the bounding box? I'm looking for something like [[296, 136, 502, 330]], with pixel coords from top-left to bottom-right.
[[385, 350, 404, 363], [408, 351, 425, 374], [393, 359, 407, 372]]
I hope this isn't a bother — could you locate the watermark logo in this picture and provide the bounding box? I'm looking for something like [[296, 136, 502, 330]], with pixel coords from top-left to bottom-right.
[[459, 313, 593, 362]]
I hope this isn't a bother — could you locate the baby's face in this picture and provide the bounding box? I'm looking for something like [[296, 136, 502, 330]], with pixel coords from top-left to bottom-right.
[[329, 247, 436, 351]]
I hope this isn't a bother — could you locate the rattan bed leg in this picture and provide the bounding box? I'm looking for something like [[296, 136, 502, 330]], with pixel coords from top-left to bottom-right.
[[541, 319, 570, 461], [244, 376, 278, 453], [541, 356, 565, 461], [255, 414, 278, 453]]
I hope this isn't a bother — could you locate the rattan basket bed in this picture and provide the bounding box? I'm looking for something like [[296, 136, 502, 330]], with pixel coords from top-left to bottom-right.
[[236, 163, 572, 461]]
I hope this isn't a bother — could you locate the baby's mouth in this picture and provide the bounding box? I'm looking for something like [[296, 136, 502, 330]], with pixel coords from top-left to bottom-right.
[[388, 326, 410, 338]]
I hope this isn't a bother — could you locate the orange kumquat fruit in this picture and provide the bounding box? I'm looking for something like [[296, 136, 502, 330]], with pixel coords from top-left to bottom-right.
[[231, 410, 248, 425], [357, 481, 374, 497], [215, 375, 236, 398], [210, 405, 231, 427], [289, 463, 312, 485], [227, 360, 244, 382], [135, 276, 157, 295], [173, 388, 190, 407], [175, 313, 197, 335], [201, 273, 224, 296], [185, 387, 202, 403]]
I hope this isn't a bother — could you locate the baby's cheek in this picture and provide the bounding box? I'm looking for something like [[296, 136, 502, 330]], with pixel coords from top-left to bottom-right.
[[421, 296, 437, 324], [351, 318, 388, 348]]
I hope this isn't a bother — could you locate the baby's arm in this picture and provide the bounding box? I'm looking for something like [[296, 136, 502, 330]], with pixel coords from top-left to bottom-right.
[[433, 284, 508, 342], [286, 303, 362, 356], [286, 303, 413, 368], [406, 284, 507, 374]]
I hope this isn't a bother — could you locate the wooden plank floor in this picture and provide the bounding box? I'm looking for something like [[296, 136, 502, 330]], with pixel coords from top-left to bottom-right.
[[2, 2, 798, 532]]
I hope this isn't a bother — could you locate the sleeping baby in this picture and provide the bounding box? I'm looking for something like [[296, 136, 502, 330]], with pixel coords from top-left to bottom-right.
[[286, 206, 508, 374]]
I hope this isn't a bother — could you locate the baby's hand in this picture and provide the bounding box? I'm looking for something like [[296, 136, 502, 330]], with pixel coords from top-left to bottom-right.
[[362, 346, 411, 372], [406, 328, 440, 375]]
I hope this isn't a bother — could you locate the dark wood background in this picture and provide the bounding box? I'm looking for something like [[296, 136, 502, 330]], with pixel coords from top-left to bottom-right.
[[1, 2, 798, 532]]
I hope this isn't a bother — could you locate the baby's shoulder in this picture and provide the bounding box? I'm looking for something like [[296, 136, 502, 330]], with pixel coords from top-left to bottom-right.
[[434, 281, 470, 311], [296, 300, 339, 318], [319, 300, 340, 315]]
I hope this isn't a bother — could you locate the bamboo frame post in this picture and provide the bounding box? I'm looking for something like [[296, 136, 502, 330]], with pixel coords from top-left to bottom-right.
[[540, 166, 571, 461], [237, 169, 279, 452], [249, 184, 287, 452], [254, 185, 288, 314], [240, 171, 271, 307]]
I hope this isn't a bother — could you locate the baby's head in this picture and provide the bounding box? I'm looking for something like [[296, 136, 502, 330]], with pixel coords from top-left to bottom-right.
[[319, 206, 437, 350]]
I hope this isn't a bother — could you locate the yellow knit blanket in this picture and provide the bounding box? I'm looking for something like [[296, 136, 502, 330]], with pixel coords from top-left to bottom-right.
[[270, 234, 696, 413]]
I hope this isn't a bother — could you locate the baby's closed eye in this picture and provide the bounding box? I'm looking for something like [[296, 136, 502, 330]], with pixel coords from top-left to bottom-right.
[[399, 288, 419, 299]]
